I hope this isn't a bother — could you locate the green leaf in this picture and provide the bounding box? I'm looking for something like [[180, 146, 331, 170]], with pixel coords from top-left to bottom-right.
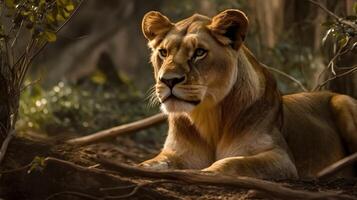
[[44, 31, 57, 42], [65, 4, 74, 12], [28, 156, 47, 174], [46, 13, 55, 23], [338, 35, 349, 48], [56, 13, 65, 22]]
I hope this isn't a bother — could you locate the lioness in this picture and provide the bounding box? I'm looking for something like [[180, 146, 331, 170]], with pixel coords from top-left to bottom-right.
[[140, 9, 357, 179]]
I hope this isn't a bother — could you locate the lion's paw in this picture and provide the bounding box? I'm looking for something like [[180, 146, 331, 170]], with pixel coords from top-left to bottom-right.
[[138, 160, 169, 170]]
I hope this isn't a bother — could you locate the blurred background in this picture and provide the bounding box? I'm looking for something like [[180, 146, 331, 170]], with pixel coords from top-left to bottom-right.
[[17, 0, 357, 139]]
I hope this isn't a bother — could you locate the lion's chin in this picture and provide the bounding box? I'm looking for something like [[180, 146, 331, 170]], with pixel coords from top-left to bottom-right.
[[160, 98, 196, 113]]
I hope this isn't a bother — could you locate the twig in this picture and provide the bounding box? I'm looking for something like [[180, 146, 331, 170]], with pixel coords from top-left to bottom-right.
[[29, 1, 84, 64], [43, 157, 168, 200], [46, 181, 174, 200], [0, 163, 31, 174], [46, 191, 101, 200], [0, 129, 15, 165], [313, 65, 357, 91], [43, 157, 121, 180], [314, 38, 350, 89], [98, 157, 356, 200], [66, 113, 167, 146], [20, 78, 41, 92], [10, 20, 23, 48], [262, 63, 308, 92], [101, 180, 175, 199], [318, 152, 357, 179], [308, 0, 357, 31], [0, 0, 84, 168]]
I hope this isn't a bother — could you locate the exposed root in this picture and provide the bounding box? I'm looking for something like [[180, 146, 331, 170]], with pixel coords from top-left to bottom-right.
[[98, 157, 357, 200]]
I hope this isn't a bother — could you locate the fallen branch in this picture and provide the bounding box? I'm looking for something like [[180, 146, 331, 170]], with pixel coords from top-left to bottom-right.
[[318, 152, 357, 179], [98, 157, 356, 200], [262, 64, 308, 92], [66, 113, 167, 146]]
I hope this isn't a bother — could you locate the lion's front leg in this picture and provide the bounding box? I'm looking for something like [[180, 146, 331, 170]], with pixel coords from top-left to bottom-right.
[[202, 148, 298, 179], [139, 115, 214, 170]]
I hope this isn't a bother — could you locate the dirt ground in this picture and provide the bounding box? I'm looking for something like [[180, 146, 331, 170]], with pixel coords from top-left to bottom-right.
[[1, 134, 357, 200]]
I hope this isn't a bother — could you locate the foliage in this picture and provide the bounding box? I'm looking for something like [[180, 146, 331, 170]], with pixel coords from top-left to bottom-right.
[[2, 0, 76, 42], [0, 0, 80, 136], [322, 3, 357, 51], [17, 80, 165, 141], [27, 156, 46, 173]]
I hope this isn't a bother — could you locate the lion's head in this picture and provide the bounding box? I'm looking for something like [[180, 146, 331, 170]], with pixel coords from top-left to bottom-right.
[[142, 9, 249, 113]]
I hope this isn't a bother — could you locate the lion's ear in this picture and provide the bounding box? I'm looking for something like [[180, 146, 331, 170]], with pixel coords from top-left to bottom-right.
[[142, 11, 173, 41], [208, 9, 248, 50]]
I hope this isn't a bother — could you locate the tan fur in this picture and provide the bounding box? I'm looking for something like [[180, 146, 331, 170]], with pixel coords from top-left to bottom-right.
[[140, 9, 357, 179]]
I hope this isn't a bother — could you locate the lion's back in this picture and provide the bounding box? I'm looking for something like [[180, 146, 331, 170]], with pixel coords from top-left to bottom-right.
[[282, 92, 353, 177]]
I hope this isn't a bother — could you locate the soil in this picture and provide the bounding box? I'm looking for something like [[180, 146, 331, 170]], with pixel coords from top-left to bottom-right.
[[1, 134, 357, 200]]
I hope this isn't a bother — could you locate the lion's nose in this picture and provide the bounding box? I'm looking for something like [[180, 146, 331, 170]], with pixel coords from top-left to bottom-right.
[[159, 74, 186, 89]]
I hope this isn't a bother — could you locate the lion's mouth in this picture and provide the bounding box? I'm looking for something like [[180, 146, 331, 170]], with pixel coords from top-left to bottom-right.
[[162, 95, 201, 105]]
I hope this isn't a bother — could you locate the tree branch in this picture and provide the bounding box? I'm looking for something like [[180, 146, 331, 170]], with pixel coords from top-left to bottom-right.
[[0, 0, 85, 167], [28, 0, 85, 64], [313, 65, 357, 91], [262, 63, 308, 92], [66, 113, 167, 146], [308, 0, 357, 31], [98, 157, 356, 200], [0, 130, 15, 165]]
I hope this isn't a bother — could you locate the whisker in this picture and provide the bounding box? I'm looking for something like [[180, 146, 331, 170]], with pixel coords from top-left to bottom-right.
[[145, 85, 160, 108], [144, 85, 156, 101]]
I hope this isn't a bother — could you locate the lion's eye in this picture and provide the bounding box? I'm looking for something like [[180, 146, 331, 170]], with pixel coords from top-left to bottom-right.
[[158, 49, 168, 59], [193, 48, 207, 59]]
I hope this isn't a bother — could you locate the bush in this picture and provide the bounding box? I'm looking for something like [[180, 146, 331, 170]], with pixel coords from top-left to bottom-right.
[[17, 80, 164, 139]]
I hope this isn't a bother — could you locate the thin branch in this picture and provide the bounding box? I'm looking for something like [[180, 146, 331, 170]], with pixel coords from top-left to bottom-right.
[[20, 78, 41, 92], [66, 113, 167, 146], [0, 163, 31, 174], [102, 180, 175, 199], [46, 191, 101, 200], [10, 20, 23, 48], [28, 0, 85, 64], [98, 157, 356, 200], [43, 157, 168, 200], [43, 157, 121, 180], [308, 0, 357, 31], [315, 38, 351, 88], [0, 129, 15, 165], [0, 0, 85, 166], [4, 37, 12, 67], [318, 152, 357, 179], [262, 63, 308, 92], [313, 65, 357, 91]]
